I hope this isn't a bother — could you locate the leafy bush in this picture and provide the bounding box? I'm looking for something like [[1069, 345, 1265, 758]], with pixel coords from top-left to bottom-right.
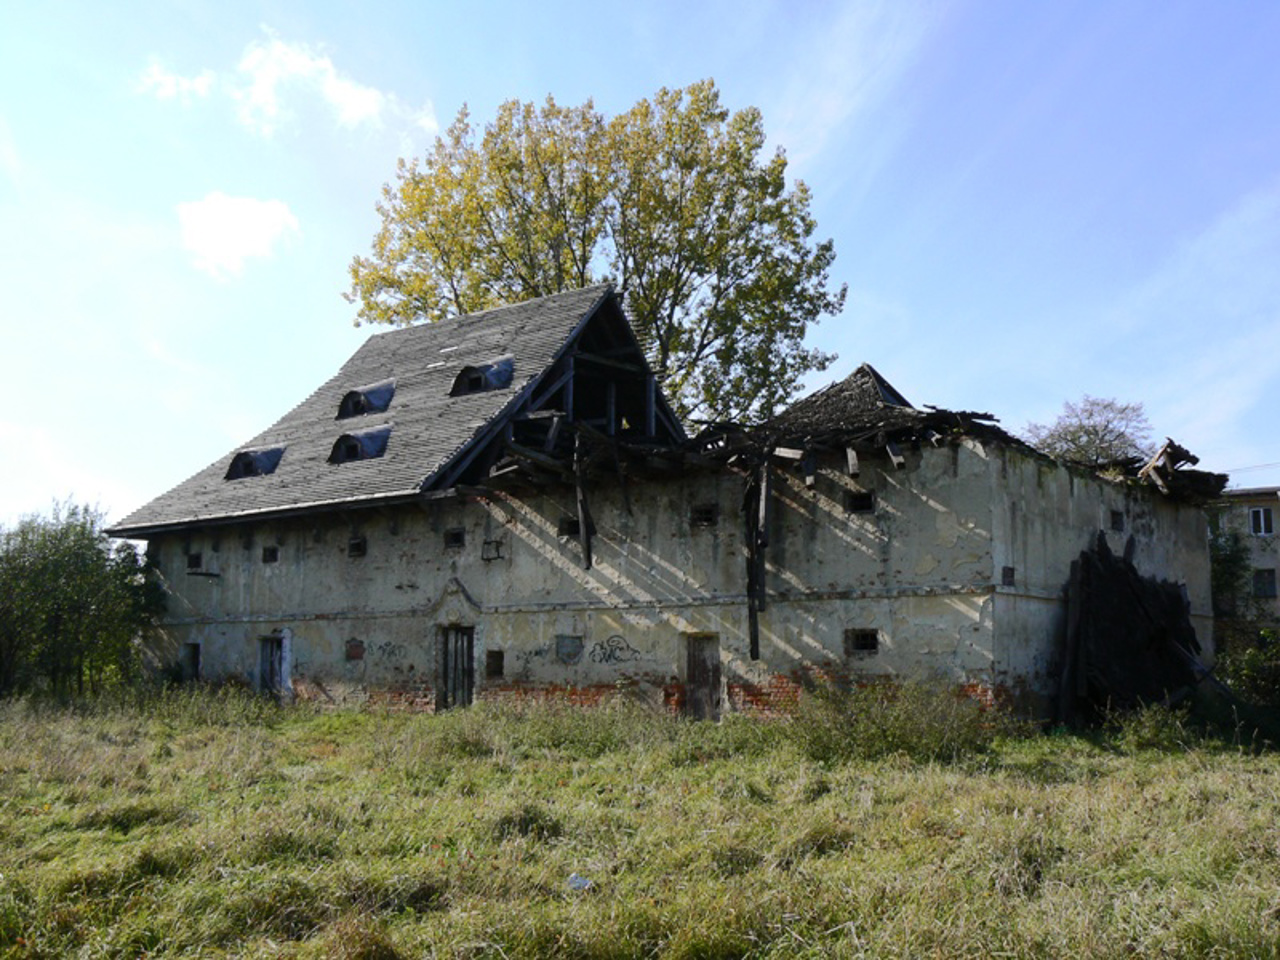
[[786, 680, 1007, 764], [0, 502, 163, 697], [1216, 636, 1280, 709]]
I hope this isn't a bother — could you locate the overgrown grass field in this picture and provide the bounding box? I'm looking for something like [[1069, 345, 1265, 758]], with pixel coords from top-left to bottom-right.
[[2, 688, 1279, 958]]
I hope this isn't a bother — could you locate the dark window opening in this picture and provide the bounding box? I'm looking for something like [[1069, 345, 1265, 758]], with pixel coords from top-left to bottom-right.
[[444, 527, 466, 549], [843, 629, 879, 656], [186, 552, 202, 571], [225, 447, 286, 480], [557, 517, 595, 538], [485, 649, 505, 680], [348, 535, 368, 559], [845, 490, 876, 513], [1252, 507, 1274, 536], [691, 503, 719, 527], [1110, 510, 1125, 532], [1002, 566, 1016, 587], [1253, 568, 1277, 599], [337, 379, 395, 419], [449, 356, 514, 397], [262, 545, 279, 564], [329, 426, 392, 465], [345, 638, 365, 661]]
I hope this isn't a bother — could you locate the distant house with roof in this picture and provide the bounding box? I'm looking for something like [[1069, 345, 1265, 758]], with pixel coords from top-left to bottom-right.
[[109, 285, 1222, 717], [1218, 486, 1280, 624]]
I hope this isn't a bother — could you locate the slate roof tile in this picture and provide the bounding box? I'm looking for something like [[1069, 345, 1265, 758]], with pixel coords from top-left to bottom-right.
[[110, 285, 612, 535]]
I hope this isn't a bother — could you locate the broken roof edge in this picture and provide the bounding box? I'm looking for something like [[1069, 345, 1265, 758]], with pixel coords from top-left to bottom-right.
[[415, 285, 687, 494]]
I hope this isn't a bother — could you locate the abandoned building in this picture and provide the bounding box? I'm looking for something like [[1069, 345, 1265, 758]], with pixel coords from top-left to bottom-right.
[[108, 284, 1224, 718]]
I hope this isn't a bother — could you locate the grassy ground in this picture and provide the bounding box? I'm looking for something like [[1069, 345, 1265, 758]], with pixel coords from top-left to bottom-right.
[[1, 690, 1279, 958]]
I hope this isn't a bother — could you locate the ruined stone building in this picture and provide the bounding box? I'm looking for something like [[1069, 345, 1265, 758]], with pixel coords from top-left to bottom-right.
[[108, 285, 1221, 717]]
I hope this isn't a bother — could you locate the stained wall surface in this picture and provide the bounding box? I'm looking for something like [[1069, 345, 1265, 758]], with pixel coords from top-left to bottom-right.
[[146, 440, 1212, 717]]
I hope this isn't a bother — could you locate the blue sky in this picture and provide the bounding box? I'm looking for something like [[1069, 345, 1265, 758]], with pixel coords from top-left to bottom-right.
[[3, 0, 1279, 528]]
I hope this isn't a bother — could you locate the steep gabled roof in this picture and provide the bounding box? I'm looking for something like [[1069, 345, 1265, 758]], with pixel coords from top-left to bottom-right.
[[110, 284, 663, 536]]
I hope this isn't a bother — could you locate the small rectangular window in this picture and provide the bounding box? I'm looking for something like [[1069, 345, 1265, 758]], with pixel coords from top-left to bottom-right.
[[845, 490, 876, 514], [485, 649, 505, 679], [1253, 569, 1277, 599], [690, 503, 719, 527], [843, 628, 879, 657], [1110, 510, 1125, 533], [348, 535, 368, 558], [1251, 507, 1274, 536], [1002, 566, 1016, 587], [186, 552, 203, 571], [444, 527, 466, 549], [262, 545, 279, 564], [558, 517, 580, 538]]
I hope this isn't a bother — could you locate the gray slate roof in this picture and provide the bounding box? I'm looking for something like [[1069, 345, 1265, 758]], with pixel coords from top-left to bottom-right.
[[110, 285, 614, 536]]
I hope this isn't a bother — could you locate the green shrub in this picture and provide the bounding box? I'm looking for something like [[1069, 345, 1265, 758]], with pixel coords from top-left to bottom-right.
[[786, 680, 1006, 764]]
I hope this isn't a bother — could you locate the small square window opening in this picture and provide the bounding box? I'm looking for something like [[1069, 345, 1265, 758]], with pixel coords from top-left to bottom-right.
[[843, 629, 879, 657], [558, 517, 581, 538], [444, 528, 466, 549], [1110, 510, 1125, 532], [347, 535, 368, 559], [186, 552, 203, 571], [261, 545, 279, 564], [845, 490, 876, 514], [485, 649, 505, 679], [690, 503, 719, 527]]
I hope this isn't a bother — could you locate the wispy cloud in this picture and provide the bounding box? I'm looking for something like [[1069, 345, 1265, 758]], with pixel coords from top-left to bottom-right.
[[176, 192, 300, 279], [766, 2, 939, 177], [135, 31, 436, 140], [1106, 179, 1280, 475], [136, 60, 215, 103]]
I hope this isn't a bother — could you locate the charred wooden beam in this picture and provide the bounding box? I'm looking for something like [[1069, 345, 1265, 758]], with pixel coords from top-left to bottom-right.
[[845, 447, 860, 477], [574, 352, 646, 374], [505, 442, 574, 481]]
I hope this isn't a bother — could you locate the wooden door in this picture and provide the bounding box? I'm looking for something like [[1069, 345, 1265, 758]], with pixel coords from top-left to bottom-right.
[[259, 635, 283, 693], [685, 633, 721, 721], [438, 625, 475, 711]]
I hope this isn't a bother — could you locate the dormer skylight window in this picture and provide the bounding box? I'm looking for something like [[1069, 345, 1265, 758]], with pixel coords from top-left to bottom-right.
[[329, 426, 392, 464], [450, 355, 514, 397], [337, 379, 395, 419], [225, 447, 285, 480]]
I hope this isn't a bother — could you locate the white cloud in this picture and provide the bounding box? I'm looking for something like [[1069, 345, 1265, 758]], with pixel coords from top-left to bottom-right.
[[230, 33, 434, 137], [176, 192, 300, 279], [134, 32, 436, 141], [137, 60, 215, 103]]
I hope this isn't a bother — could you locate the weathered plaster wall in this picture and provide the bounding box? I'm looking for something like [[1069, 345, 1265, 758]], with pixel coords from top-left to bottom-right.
[[146, 440, 1211, 716], [988, 445, 1214, 708]]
